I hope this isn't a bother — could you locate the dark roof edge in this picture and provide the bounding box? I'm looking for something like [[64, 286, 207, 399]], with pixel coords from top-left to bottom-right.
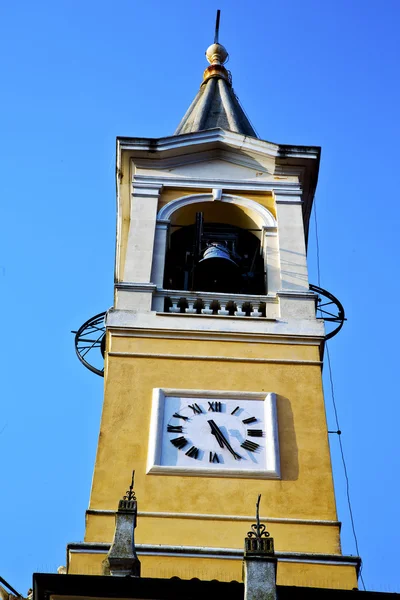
[[33, 573, 399, 600]]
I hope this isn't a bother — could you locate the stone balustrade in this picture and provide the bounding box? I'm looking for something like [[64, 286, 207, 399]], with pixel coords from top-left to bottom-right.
[[154, 289, 276, 318]]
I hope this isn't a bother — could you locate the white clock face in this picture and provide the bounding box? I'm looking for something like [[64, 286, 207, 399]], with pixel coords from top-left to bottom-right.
[[147, 389, 280, 479]]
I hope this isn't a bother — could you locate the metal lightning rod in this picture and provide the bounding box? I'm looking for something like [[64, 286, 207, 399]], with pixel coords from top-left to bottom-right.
[[214, 10, 221, 44]]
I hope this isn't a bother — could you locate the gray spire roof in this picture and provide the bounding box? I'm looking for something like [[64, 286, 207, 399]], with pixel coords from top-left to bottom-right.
[[174, 42, 257, 138]]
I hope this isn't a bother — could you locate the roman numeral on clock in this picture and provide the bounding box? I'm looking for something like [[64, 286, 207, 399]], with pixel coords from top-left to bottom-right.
[[170, 436, 188, 449], [247, 429, 263, 437], [185, 446, 199, 459], [173, 412, 189, 421], [208, 401, 222, 412], [167, 425, 183, 433], [188, 403, 202, 414], [242, 416, 257, 424], [231, 406, 240, 415], [209, 452, 219, 463], [241, 440, 260, 452]]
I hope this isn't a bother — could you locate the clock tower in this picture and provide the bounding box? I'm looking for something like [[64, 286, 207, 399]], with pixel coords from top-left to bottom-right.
[[70, 30, 359, 591]]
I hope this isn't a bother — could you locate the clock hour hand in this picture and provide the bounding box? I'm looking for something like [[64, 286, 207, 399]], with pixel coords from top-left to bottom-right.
[[208, 420, 241, 460]]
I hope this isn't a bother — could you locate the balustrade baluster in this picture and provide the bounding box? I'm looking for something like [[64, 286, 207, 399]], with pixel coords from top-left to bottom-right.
[[201, 301, 213, 315], [170, 300, 181, 313], [250, 304, 262, 317], [185, 301, 197, 314], [234, 304, 246, 317], [218, 302, 229, 316]]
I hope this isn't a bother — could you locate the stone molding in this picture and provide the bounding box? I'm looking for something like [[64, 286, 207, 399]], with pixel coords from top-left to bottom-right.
[[86, 509, 340, 527], [67, 542, 360, 570], [157, 192, 277, 228]]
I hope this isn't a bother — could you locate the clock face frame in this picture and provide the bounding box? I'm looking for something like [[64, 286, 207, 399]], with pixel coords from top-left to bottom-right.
[[147, 388, 280, 479]]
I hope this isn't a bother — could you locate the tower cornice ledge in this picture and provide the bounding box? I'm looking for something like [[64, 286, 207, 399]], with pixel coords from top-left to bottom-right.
[[106, 309, 325, 341], [117, 129, 320, 163]]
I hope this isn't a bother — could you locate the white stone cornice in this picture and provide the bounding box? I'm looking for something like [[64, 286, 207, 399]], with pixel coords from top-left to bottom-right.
[[108, 352, 321, 367], [115, 282, 157, 292], [278, 144, 321, 160], [275, 199, 303, 204], [277, 290, 316, 300], [68, 542, 360, 569], [119, 128, 281, 160], [132, 181, 163, 190], [131, 181, 163, 198], [118, 129, 320, 164], [106, 309, 325, 339], [86, 509, 340, 527], [133, 172, 301, 195]]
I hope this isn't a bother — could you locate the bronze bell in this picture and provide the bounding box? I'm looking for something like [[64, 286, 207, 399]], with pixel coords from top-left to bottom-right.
[[194, 243, 241, 293], [199, 243, 238, 265]]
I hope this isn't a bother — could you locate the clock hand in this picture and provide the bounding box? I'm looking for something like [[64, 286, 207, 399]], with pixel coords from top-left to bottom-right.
[[208, 420, 241, 460], [207, 419, 224, 448], [212, 424, 241, 460]]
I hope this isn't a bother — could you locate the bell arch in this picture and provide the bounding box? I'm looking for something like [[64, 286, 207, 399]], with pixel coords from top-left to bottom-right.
[[157, 193, 277, 229], [151, 192, 280, 296]]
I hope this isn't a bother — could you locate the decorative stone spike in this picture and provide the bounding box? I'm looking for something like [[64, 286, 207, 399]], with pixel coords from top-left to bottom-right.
[[103, 471, 141, 577], [243, 495, 277, 600]]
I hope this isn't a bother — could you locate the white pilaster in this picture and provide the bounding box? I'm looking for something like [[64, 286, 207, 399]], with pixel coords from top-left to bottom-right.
[[262, 226, 280, 294], [275, 195, 309, 292], [124, 183, 162, 283], [150, 219, 170, 288]]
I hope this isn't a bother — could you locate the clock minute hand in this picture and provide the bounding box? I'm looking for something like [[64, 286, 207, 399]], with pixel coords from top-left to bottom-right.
[[207, 419, 225, 448], [208, 420, 241, 460]]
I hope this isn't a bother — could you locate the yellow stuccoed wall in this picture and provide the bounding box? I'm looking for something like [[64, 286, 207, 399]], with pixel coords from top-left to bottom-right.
[[68, 552, 358, 589], [70, 332, 358, 589], [89, 335, 336, 522], [85, 513, 339, 553]]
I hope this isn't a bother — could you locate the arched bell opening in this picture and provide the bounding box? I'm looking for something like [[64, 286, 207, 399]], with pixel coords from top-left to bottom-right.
[[163, 216, 265, 295]]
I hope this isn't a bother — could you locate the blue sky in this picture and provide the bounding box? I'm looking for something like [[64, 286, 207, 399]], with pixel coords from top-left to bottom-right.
[[1, 0, 400, 594]]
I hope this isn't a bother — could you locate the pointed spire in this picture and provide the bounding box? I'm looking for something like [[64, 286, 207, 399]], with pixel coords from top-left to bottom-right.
[[174, 12, 257, 138]]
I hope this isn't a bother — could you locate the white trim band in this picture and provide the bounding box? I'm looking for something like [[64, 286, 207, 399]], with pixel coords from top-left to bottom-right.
[[107, 352, 322, 366], [86, 509, 340, 527], [68, 542, 359, 568], [108, 328, 323, 346]]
